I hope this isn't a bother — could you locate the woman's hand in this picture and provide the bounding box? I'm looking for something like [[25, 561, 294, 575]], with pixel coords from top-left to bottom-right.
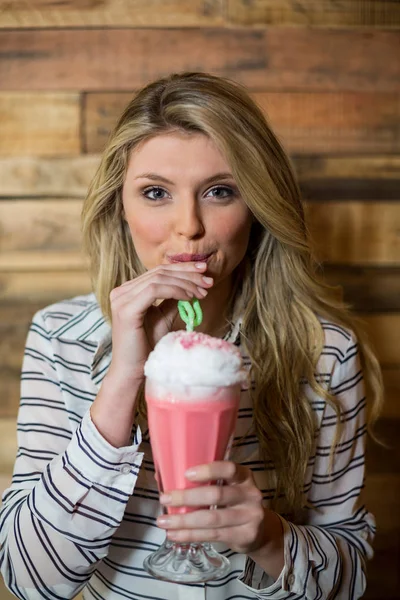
[[90, 262, 213, 447], [107, 261, 213, 385], [156, 461, 276, 555]]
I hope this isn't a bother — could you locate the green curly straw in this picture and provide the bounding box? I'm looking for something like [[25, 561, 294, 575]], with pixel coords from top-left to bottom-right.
[[177, 299, 203, 332]]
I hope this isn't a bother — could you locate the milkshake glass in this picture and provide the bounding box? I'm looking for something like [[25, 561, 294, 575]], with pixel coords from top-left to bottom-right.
[[143, 330, 247, 583]]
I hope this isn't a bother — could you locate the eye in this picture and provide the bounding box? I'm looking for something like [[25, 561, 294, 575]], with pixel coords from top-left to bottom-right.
[[205, 185, 236, 200], [142, 186, 170, 201]]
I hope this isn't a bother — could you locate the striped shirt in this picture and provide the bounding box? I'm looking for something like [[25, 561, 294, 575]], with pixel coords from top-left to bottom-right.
[[0, 293, 375, 600]]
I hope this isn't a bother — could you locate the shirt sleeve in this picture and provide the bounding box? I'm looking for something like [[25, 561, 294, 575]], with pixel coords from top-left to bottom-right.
[[0, 310, 144, 599], [238, 332, 375, 599]]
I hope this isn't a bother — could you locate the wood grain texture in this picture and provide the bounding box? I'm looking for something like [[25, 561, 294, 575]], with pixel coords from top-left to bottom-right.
[[0, 272, 91, 303], [84, 92, 400, 154], [254, 92, 400, 155], [1, 200, 400, 269], [84, 93, 130, 153], [367, 419, 400, 475], [0, 200, 83, 256], [0, 156, 99, 198], [323, 266, 400, 313], [306, 202, 400, 266], [361, 314, 400, 366], [0, 29, 398, 92], [0, 0, 224, 28], [0, 418, 17, 475], [380, 368, 400, 419], [364, 474, 400, 598], [1, 154, 398, 201], [0, 93, 80, 157], [293, 155, 400, 201], [228, 0, 400, 27], [293, 155, 400, 181]]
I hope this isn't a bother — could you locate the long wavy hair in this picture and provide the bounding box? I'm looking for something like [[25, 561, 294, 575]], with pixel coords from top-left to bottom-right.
[[82, 72, 383, 513]]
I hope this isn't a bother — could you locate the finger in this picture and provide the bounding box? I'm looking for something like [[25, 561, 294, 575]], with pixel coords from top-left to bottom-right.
[[157, 506, 249, 530], [160, 484, 249, 508], [122, 264, 210, 290], [166, 526, 245, 545], [133, 273, 211, 299], [114, 274, 209, 310], [115, 284, 198, 324], [155, 266, 213, 285], [185, 461, 251, 485], [112, 262, 209, 298]]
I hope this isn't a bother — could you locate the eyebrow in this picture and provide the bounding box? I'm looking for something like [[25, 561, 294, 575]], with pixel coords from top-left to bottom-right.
[[134, 172, 235, 185]]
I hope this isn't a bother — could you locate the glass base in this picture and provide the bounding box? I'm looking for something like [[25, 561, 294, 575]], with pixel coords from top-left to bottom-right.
[[143, 539, 230, 583]]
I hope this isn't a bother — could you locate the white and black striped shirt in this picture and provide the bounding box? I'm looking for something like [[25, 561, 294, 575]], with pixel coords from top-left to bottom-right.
[[0, 293, 375, 599]]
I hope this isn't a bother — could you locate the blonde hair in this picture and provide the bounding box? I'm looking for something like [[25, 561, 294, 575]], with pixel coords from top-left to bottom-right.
[[82, 72, 383, 513]]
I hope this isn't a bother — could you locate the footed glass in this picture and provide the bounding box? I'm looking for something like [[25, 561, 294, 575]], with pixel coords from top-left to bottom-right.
[[143, 377, 240, 583]]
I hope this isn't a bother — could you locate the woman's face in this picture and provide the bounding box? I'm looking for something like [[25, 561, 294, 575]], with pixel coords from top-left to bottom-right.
[[122, 132, 253, 286]]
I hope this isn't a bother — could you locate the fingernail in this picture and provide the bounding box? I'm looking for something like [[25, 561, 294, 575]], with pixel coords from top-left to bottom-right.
[[202, 276, 213, 284], [197, 287, 208, 297], [185, 468, 198, 480], [160, 493, 172, 505], [157, 516, 171, 526], [195, 262, 207, 269]]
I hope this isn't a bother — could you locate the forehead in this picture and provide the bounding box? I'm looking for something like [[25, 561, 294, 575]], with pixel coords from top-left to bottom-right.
[[126, 132, 231, 176]]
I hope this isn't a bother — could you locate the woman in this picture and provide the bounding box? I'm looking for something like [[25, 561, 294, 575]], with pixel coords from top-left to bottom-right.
[[0, 72, 383, 599]]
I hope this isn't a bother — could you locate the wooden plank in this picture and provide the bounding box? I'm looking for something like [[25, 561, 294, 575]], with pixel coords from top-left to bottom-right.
[[293, 155, 400, 182], [380, 368, 400, 419], [228, 0, 400, 27], [1, 200, 400, 269], [0, 576, 16, 599], [323, 266, 400, 312], [0, 419, 17, 476], [0, 0, 224, 28], [0, 252, 87, 271], [0, 154, 399, 201], [254, 92, 400, 155], [293, 155, 400, 201], [0, 272, 91, 303], [0, 198, 82, 253], [306, 202, 400, 266], [366, 542, 400, 600], [361, 314, 400, 366], [85, 92, 400, 155], [0, 156, 99, 198], [84, 93, 131, 153], [364, 472, 400, 598], [0, 29, 398, 92], [367, 419, 400, 475], [0, 93, 80, 157]]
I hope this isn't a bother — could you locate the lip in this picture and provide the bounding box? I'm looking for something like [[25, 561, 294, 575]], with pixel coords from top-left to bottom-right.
[[168, 252, 213, 263]]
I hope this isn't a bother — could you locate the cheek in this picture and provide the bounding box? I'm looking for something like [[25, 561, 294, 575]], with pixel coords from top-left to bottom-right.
[[126, 210, 167, 248], [214, 211, 252, 252]]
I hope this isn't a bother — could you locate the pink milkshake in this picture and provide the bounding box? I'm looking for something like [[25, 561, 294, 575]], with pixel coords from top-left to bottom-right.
[[144, 331, 247, 515]]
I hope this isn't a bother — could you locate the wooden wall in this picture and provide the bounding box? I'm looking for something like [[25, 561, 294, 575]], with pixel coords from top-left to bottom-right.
[[0, 2, 399, 598]]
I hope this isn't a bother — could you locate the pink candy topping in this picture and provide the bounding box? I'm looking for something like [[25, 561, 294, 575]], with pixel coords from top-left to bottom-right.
[[174, 331, 238, 354]]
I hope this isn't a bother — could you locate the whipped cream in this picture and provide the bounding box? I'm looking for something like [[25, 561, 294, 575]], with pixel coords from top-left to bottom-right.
[[144, 330, 247, 387]]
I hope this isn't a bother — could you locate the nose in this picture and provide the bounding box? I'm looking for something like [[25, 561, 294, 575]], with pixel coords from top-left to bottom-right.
[[174, 198, 205, 239]]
